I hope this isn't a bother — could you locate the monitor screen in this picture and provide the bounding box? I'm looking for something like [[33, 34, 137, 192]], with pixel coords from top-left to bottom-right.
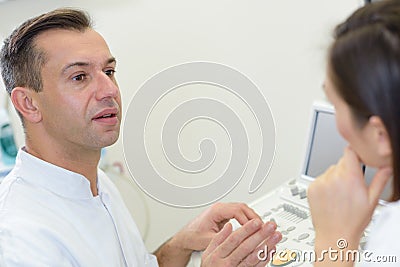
[[304, 109, 347, 178]]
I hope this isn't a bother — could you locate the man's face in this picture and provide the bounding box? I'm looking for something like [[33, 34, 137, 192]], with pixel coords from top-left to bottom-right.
[[34, 28, 121, 151]]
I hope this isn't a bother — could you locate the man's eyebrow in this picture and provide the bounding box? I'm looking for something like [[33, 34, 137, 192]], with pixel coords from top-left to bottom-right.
[[62, 57, 117, 74], [62, 62, 90, 74], [107, 57, 116, 65]]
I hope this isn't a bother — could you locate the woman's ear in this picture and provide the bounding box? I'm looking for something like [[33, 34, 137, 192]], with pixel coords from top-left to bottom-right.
[[368, 116, 391, 158], [10, 87, 42, 123]]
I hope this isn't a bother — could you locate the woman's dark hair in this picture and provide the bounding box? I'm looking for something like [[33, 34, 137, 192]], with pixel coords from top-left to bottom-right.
[[329, 0, 400, 200]]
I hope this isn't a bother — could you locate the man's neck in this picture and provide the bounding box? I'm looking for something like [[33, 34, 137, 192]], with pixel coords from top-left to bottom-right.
[[24, 139, 101, 196]]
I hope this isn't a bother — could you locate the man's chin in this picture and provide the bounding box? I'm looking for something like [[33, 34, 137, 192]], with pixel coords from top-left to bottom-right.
[[100, 132, 120, 148]]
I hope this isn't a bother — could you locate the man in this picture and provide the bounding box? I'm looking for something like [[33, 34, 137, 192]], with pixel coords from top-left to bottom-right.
[[0, 8, 281, 266]]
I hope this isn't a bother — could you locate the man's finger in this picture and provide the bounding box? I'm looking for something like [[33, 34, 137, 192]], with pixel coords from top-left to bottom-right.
[[212, 203, 261, 226], [231, 221, 278, 264], [237, 226, 282, 267], [216, 218, 262, 258], [202, 222, 232, 259]]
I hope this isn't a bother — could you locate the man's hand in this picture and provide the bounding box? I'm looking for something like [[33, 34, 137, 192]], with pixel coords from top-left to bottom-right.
[[154, 202, 281, 267], [201, 219, 281, 267], [180, 202, 264, 251]]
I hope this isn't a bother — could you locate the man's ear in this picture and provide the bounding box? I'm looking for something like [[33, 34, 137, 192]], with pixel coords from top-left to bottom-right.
[[10, 87, 42, 123], [368, 116, 391, 158]]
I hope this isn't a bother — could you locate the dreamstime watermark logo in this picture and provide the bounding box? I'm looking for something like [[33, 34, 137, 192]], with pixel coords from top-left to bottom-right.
[[123, 62, 275, 207], [257, 238, 398, 265]]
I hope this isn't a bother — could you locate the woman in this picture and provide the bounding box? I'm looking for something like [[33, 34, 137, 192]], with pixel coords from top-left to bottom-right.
[[308, 0, 400, 266]]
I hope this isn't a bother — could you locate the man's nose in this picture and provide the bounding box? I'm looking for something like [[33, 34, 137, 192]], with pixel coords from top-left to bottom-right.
[[95, 72, 119, 100]]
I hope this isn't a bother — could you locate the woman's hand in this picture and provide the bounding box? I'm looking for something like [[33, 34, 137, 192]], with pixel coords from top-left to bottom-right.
[[307, 146, 392, 266]]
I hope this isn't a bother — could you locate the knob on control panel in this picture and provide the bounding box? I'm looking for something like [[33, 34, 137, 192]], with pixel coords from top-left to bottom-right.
[[290, 185, 299, 196]]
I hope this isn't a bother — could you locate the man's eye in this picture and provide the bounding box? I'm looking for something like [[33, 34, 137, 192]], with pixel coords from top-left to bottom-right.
[[72, 74, 86, 81], [105, 69, 116, 77]]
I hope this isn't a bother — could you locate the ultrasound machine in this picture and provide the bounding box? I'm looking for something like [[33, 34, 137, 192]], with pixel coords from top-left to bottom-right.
[[237, 101, 391, 267]]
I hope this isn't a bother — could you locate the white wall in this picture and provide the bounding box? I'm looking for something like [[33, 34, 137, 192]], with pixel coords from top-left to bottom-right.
[[0, 0, 360, 252]]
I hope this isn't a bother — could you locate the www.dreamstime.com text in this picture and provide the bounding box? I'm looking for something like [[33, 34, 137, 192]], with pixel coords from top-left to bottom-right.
[[257, 239, 397, 264]]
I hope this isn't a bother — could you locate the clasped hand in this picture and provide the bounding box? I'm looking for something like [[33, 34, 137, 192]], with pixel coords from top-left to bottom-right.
[[182, 202, 282, 267]]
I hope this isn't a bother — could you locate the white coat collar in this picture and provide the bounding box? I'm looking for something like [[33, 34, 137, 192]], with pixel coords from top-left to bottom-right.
[[12, 148, 97, 199]]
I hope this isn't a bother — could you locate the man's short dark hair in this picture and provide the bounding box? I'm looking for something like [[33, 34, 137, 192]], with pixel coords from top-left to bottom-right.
[[0, 8, 92, 95]]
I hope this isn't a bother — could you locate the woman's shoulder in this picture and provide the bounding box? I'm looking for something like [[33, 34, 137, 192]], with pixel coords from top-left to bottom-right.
[[364, 201, 400, 260]]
